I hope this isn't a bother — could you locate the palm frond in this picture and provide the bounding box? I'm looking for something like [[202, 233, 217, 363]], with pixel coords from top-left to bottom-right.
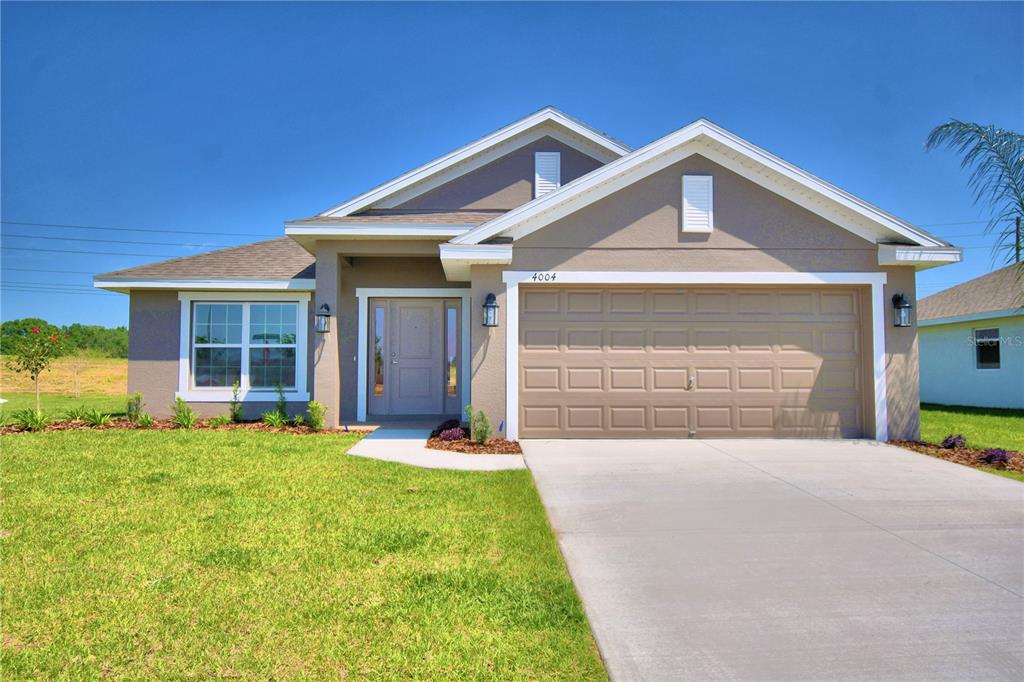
[[926, 120, 1024, 266]]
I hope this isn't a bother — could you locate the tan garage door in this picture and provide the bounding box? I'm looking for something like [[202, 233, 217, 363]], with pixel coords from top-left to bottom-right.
[[518, 286, 868, 438]]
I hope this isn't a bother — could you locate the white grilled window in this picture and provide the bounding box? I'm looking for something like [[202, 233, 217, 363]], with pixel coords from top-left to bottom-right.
[[535, 152, 561, 198], [682, 175, 714, 232]]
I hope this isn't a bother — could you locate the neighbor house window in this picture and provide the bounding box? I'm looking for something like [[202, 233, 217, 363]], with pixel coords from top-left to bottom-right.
[[975, 328, 1001, 369], [180, 294, 309, 401]]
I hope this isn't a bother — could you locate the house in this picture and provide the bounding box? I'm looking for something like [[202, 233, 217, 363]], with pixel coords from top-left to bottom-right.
[[918, 264, 1023, 409], [95, 107, 963, 439]]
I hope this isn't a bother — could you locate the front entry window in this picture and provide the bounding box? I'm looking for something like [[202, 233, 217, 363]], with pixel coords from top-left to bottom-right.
[[446, 305, 458, 397], [373, 305, 385, 396]]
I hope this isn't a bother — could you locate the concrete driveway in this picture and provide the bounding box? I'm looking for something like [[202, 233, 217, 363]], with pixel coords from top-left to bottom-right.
[[523, 440, 1024, 681]]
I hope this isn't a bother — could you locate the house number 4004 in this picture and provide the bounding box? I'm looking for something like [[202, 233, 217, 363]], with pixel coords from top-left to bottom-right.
[[530, 272, 557, 282]]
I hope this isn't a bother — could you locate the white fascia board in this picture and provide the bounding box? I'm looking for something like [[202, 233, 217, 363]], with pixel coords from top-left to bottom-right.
[[439, 244, 514, 281], [285, 224, 474, 238], [919, 308, 1023, 327], [93, 279, 316, 292], [454, 119, 949, 249], [877, 244, 963, 269], [318, 107, 630, 218]]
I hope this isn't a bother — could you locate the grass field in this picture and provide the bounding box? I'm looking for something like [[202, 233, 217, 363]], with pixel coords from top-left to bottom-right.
[[0, 392, 128, 417], [920, 403, 1024, 452], [0, 356, 127, 396], [0, 430, 605, 680]]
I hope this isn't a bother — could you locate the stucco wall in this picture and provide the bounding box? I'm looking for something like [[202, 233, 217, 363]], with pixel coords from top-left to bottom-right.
[[467, 154, 922, 440], [920, 315, 1024, 409], [395, 136, 604, 211], [127, 290, 313, 419]]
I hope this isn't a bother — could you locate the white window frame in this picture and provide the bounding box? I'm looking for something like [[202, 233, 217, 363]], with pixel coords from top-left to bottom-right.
[[973, 327, 1001, 371], [177, 291, 310, 402]]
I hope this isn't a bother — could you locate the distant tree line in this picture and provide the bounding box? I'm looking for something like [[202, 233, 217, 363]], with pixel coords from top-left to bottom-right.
[[0, 318, 128, 358]]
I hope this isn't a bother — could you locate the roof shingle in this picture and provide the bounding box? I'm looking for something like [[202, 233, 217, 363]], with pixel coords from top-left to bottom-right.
[[918, 264, 1023, 321], [95, 238, 315, 281]]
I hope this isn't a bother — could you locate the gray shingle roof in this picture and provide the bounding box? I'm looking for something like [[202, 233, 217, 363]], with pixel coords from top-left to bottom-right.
[[288, 209, 506, 225], [918, 264, 1024, 321], [95, 238, 315, 281]]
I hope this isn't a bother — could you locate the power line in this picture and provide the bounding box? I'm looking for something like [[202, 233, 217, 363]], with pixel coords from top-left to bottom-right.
[[2, 231, 240, 249], [1, 246, 175, 257], [2, 280, 97, 290], [0, 219, 279, 238], [2, 286, 115, 297], [0, 267, 97, 275]]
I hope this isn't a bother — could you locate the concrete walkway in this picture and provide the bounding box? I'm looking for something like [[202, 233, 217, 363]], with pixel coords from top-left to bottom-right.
[[348, 428, 526, 471], [524, 439, 1024, 681]]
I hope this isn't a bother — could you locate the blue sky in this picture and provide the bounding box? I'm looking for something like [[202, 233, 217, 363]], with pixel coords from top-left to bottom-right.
[[2, 1, 1021, 327]]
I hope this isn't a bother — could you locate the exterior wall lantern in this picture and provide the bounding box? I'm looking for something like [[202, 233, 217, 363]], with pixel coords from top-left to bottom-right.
[[891, 293, 913, 328], [482, 293, 499, 327], [315, 304, 331, 333]]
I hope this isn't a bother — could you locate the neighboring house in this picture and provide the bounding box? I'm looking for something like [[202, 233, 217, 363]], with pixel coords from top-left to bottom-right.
[[918, 265, 1024, 409], [95, 107, 963, 440]]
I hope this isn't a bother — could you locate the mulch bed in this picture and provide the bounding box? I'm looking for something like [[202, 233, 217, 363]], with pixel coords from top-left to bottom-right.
[[890, 440, 1024, 475], [0, 418, 371, 436], [426, 437, 523, 455]]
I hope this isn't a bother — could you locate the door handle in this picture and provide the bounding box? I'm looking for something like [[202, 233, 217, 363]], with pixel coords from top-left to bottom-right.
[[392, 359, 399, 365]]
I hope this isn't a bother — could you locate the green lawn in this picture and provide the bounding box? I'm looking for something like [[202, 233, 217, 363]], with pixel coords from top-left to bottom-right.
[[1, 430, 605, 680], [920, 403, 1024, 451], [0, 392, 127, 418]]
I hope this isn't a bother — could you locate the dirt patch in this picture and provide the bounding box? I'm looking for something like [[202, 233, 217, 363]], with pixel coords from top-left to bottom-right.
[[426, 437, 522, 455], [0, 418, 372, 437], [890, 440, 1024, 475]]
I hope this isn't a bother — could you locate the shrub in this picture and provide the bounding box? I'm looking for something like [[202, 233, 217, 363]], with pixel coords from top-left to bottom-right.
[[63, 405, 89, 421], [431, 418, 462, 438], [13, 409, 49, 432], [306, 401, 327, 432], [438, 427, 465, 441], [292, 414, 306, 427], [229, 380, 243, 423], [208, 415, 233, 427], [0, 412, 10, 428], [172, 398, 198, 430], [464, 405, 492, 444], [136, 413, 154, 428], [941, 434, 967, 449], [126, 392, 145, 423], [982, 448, 1012, 466], [262, 411, 287, 428], [83, 409, 112, 427], [275, 384, 288, 420]]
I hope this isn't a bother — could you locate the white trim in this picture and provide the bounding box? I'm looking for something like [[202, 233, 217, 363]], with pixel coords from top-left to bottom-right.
[[919, 308, 1023, 327], [355, 287, 472, 422], [319, 107, 629, 217], [95, 278, 315, 292], [453, 119, 949, 249], [438, 243, 514, 281], [878, 244, 963, 269], [175, 291, 311, 403], [501, 271, 889, 442], [284, 224, 474, 237]]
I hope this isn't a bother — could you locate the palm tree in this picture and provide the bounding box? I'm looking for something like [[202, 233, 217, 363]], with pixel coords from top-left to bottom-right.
[[926, 121, 1023, 269]]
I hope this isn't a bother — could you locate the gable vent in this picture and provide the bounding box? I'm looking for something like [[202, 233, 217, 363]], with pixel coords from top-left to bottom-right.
[[682, 175, 714, 233], [535, 152, 561, 198]]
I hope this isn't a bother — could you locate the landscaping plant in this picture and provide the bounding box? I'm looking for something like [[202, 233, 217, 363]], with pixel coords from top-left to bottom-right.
[[3, 323, 67, 413], [941, 434, 967, 449], [306, 401, 327, 432], [229, 380, 243, 422], [982, 448, 1012, 466], [438, 426, 465, 441], [208, 415, 233, 427], [275, 384, 288, 420], [171, 398, 198, 430], [83, 409, 112, 428], [292, 414, 306, 427], [63, 405, 90, 421], [126, 392, 145, 423], [464, 405, 492, 444], [135, 413, 154, 428], [12, 408, 50, 432], [262, 411, 287, 428]]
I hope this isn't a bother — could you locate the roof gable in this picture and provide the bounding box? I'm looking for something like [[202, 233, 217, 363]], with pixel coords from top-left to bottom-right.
[[317, 107, 630, 218], [452, 119, 950, 248]]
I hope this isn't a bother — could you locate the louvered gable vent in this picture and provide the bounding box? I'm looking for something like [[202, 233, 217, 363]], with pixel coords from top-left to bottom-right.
[[682, 175, 714, 233], [534, 152, 561, 198]]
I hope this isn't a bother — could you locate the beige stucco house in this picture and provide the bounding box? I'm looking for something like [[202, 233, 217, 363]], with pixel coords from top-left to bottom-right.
[[95, 107, 963, 440]]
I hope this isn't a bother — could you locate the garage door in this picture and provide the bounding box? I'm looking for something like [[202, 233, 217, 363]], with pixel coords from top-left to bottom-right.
[[518, 286, 867, 438]]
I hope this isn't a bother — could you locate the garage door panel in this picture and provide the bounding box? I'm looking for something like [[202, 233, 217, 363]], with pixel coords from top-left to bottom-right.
[[519, 285, 866, 438]]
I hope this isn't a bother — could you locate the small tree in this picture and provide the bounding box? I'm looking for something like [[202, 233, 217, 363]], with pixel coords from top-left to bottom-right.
[[4, 325, 67, 413]]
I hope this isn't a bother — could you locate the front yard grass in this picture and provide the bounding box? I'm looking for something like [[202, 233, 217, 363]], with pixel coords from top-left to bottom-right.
[[0, 391, 127, 417], [920, 403, 1024, 451], [1, 430, 605, 680]]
